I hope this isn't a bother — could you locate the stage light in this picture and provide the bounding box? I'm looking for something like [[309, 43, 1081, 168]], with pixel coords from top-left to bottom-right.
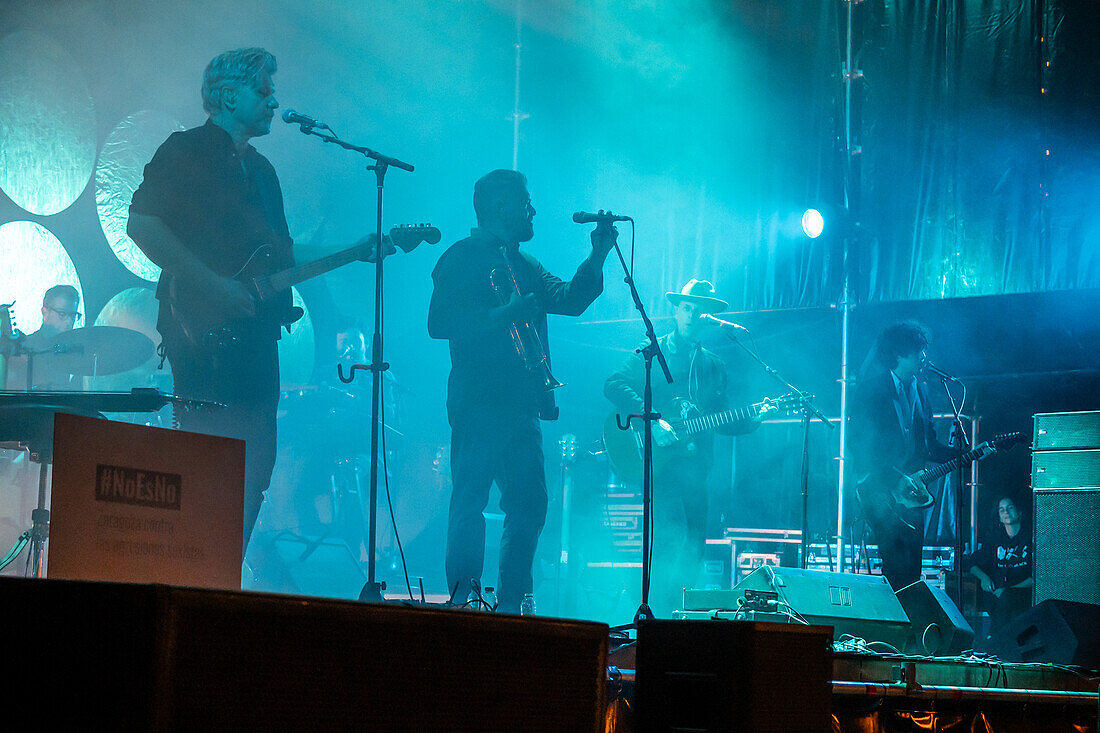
[[801, 208, 825, 239]]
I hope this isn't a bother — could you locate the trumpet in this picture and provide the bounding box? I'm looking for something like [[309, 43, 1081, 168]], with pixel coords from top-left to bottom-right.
[[489, 250, 563, 392]]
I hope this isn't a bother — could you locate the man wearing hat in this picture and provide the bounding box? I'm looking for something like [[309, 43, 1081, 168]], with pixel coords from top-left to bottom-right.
[[604, 278, 764, 615]]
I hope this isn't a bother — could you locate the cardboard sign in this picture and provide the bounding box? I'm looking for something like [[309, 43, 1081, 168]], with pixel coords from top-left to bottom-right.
[[48, 412, 244, 590]]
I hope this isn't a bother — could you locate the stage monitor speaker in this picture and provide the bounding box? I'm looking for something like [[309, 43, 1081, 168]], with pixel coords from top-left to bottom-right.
[[988, 599, 1100, 670], [1031, 449, 1100, 489], [732, 566, 911, 648], [635, 619, 832, 732], [895, 580, 974, 655], [1033, 410, 1100, 451], [2, 576, 609, 731], [1033, 488, 1100, 605]]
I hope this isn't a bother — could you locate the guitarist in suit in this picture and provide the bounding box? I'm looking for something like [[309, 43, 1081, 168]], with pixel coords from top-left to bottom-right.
[[849, 321, 959, 590], [604, 279, 763, 615], [127, 48, 382, 560]]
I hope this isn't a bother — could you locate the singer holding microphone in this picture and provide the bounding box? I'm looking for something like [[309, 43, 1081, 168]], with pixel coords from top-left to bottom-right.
[[428, 169, 617, 613], [604, 278, 764, 616]]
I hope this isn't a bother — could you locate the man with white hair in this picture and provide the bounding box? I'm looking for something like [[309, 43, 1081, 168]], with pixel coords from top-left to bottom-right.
[[128, 48, 292, 559]]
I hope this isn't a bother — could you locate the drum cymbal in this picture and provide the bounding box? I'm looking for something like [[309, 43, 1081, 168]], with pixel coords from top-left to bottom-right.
[[34, 326, 154, 377]]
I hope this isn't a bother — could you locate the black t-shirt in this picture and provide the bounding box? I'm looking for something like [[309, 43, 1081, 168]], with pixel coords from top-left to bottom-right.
[[129, 119, 293, 341], [969, 524, 1032, 589]]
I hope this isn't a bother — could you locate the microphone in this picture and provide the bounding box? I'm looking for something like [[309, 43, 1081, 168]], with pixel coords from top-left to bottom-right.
[[700, 313, 749, 332], [572, 211, 631, 224], [923, 362, 959, 382], [281, 108, 330, 130]]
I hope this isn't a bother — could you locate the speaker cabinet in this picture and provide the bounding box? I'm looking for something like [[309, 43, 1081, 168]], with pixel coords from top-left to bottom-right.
[[635, 620, 832, 732], [1033, 410, 1100, 451], [1034, 488, 1100, 605], [895, 580, 974, 655], [1031, 450, 1100, 489], [2, 577, 608, 731], [731, 566, 911, 648], [988, 599, 1100, 670]]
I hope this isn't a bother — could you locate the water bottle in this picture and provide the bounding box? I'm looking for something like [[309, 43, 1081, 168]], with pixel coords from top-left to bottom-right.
[[465, 579, 481, 609], [483, 586, 498, 611], [519, 593, 536, 616]]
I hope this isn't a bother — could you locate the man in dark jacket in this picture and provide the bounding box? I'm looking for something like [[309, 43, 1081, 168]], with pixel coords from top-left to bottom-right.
[[428, 169, 616, 612]]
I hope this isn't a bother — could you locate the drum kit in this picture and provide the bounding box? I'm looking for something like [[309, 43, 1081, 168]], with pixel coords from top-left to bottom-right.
[[3, 325, 156, 392]]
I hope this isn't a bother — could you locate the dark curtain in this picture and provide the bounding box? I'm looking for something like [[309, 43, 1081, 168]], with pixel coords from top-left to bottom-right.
[[720, 0, 1100, 311]]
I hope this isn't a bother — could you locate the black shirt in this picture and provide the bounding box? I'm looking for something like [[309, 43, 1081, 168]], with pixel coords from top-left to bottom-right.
[[428, 228, 603, 422], [969, 524, 1032, 589], [130, 119, 293, 340]]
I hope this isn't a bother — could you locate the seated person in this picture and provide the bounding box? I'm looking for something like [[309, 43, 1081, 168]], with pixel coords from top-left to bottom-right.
[[968, 496, 1032, 638]]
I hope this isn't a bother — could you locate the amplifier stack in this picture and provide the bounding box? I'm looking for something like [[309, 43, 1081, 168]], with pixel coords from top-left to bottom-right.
[[1031, 411, 1100, 605]]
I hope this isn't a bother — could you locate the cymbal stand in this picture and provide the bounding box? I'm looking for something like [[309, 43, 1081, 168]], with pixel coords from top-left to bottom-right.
[[0, 446, 51, 578], [291, 119, 414, 603]]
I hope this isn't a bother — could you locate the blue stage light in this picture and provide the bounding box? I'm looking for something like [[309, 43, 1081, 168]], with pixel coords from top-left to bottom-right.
[[801, 208, 824, 239]]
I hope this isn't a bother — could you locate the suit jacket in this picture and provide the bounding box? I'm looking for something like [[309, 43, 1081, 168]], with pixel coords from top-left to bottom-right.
[[848, 370, 956, 503]]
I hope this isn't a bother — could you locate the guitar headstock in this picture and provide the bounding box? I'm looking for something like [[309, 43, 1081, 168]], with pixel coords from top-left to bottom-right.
[[1, 301, 17, 343], [559, 433, 578, 467], [389, 224, 442, 253], [989, 431, 1028, 451], [766, 392, 811, 417]]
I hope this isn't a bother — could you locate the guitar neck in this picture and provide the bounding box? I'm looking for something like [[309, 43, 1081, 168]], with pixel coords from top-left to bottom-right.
[[924, 446, 987, 481], [259, 246, 363, 294], [678, 402, 761, 437]]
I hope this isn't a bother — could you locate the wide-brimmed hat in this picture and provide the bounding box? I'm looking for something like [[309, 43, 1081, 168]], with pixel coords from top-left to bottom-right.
[[665, 278, 728, 313]]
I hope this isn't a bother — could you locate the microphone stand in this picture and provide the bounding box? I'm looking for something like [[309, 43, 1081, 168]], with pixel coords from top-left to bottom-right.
[[936, 373, 970, 605], [606, 233, 673, 625], [295, 122, 414, 603], [718, 330, 833, 568]]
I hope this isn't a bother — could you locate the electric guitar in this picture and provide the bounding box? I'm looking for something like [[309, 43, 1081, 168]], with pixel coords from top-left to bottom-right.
[[858, 431, 1027, 528], [602, 393, 802, 482], [168, 224, 440, 350]]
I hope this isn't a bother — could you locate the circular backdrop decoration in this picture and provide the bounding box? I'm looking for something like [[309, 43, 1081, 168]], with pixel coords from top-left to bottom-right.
[[0, 221, 84, 334], [96, 110, 186, 281], [278, 287, 315, 387], [0, 31, 96, 216]]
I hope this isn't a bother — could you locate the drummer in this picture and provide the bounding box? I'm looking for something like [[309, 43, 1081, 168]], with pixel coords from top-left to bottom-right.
[[5, 285, 82, 390]]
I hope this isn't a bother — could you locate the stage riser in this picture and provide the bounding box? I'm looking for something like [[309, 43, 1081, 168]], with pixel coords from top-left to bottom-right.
[[1, 577, 608, 731]]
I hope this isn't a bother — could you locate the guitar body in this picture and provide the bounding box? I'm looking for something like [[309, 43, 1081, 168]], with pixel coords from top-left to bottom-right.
[[167, 246, 300, 350], [602, 401, 689, 483], [855, 465, 929, 534]]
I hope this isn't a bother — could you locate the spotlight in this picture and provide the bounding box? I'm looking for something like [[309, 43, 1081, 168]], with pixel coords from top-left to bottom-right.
[[801, 209, 825, 239]]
